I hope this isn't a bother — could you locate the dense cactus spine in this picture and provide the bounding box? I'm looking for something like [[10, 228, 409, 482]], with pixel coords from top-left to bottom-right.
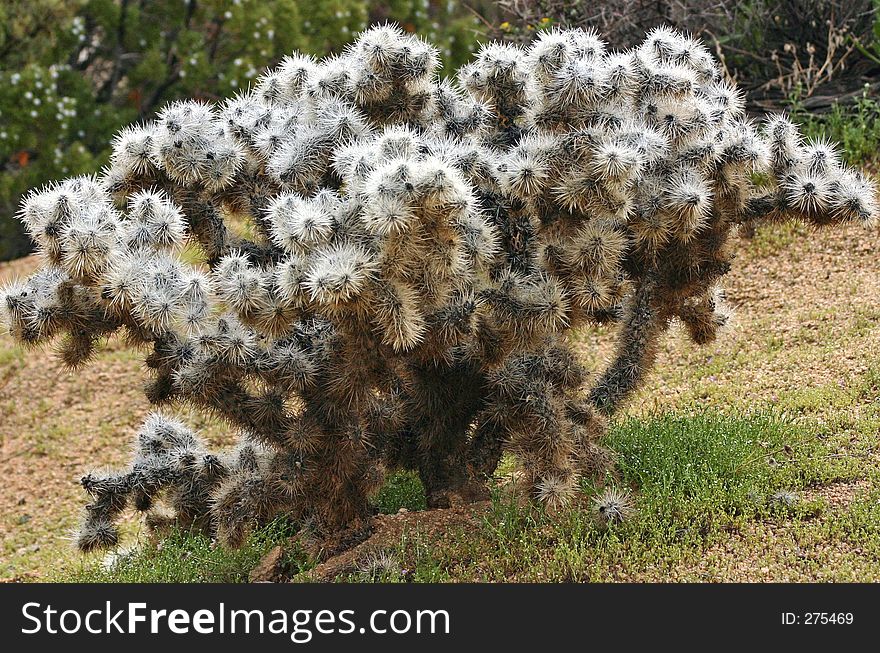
[[1, 25, 876, 550]]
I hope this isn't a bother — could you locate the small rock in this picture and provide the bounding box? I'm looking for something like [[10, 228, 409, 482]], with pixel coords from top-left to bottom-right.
[[397, 507, 408, 514], [249, 545, 285, 583], [17, 515, 31, 525]]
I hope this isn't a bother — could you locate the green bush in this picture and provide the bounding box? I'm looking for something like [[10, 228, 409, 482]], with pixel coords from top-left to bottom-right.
[[0, 0, 483, 261], [791, 88, 880, 166]]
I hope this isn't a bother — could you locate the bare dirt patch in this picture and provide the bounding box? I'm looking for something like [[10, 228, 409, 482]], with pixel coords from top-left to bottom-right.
[[305, 504, 489, 582], [805, 478, 872, 508]]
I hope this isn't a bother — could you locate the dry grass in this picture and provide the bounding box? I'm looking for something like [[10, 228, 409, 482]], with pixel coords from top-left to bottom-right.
[[0, 256, 231, 579], [574, 220, 880, 415]]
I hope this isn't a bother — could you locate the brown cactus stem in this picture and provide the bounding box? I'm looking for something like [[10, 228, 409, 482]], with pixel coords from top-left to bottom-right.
[[588, 276, 668, 414]]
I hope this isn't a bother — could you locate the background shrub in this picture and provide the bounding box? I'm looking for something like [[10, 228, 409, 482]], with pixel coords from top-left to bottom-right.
[[0, 0, 485, 261], [492, 1, 880, 109]]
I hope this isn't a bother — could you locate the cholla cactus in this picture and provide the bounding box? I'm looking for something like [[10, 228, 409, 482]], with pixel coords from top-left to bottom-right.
[[592, 487, 635, 527], [2, 26, 876, 550]]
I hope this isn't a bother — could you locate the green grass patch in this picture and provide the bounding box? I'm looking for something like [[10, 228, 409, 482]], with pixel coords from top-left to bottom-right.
[[372, 470, 427, 514], [748, 220, 811, 258], [0, 342, 24, 380], [825, 489, 880, 556], [610, 412, 800, 502], [59, 519, 306, 583], [791, 90, 880, 166], [366, 410, 843, 582]]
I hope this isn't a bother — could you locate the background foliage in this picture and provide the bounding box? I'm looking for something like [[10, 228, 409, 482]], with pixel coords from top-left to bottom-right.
[[0, 0, 485, 260], [493, 1, 880, 102], [492, 1, 880, 163]]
